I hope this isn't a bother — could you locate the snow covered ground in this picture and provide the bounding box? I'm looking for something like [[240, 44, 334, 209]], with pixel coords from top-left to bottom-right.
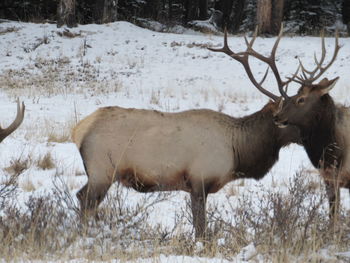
[[0, 21, 349, 262]]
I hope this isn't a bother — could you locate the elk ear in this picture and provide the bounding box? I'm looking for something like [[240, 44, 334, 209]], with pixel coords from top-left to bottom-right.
[[317, 77, 339, 96]]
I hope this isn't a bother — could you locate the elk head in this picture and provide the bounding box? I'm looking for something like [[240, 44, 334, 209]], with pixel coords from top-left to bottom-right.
[[0, 100, 25, 143], [274, 32, 341, 129]]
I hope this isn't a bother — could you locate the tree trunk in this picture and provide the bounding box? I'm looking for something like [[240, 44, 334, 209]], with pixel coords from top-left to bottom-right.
[[144, 0, 161, 20], [57, 0, 77, 28], [93, 0, 118, 24], [342, 0, 350, 34], [216, 0, 234, 29], [271, 0, 284, 34], [231, 0, 245, 32], [169, 0, 173, 20], [257, 0, 272, 35], [184, 0, 198, 22], [198, 0, 208, 20]]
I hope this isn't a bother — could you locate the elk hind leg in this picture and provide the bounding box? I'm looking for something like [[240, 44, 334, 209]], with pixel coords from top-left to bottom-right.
[[190, 189, 208, 240], [77, 181, 111, 219]]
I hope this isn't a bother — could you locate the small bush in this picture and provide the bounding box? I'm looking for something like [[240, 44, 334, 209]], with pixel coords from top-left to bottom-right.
[[47, 130, 71, 143], [4, 155, 31, 176], [36, 152, 55, 170], [1, 170, 350, 261]]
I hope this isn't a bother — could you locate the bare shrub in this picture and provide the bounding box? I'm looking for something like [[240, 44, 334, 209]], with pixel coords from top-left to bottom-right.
[[36, 152, 55, 170], [202, 172, 350, 261], [0, 26, 20, 35], [0, 58, 123, 97], [0, 173, 18, 208], [0, 194, 80, 261], [56, 29, 82, 38], [0, 177, 172, 260], [47, 131, 71, 143], [1, 170, 350, 261], [4, 154, 31, 176]]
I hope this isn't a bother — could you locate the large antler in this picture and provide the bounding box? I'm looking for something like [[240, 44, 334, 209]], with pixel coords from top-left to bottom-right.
[[0, 99, 25, 143], [209, 25, 299, 100], [294, 31, 341, 85]]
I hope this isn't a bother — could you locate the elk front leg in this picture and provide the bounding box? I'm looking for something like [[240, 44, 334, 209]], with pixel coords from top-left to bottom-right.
[[325, 181, 340, 220], [190, 190, 208, 240]]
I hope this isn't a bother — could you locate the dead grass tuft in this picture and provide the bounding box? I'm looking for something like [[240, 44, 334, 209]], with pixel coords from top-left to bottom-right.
[[0, 26, 20, 35], [0, 57, 123, 97], [4, 155, 31, 176], [47, 131, 71, 143], [202, 172, 350, 261], [36, 152, 55, 170], [57, 29, 82, 38], [0, 170, 350, 261], [0, 173, 18, 207]]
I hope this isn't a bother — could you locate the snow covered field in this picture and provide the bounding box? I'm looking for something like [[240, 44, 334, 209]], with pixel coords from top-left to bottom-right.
[[0, 21, 349, 262]]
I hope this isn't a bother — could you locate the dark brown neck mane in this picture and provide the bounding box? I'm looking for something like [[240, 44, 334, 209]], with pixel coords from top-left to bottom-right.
[[234, 102, 300, 180], [300, 95, 342, 169]]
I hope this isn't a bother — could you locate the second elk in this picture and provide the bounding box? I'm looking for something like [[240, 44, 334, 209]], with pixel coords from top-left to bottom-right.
[[73, 30, 301, 239], [274, 32, 346, 219]]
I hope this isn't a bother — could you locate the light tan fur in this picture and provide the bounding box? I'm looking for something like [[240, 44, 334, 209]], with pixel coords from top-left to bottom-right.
[[73, 107, 236, 193], [73, 104, 299, 239]]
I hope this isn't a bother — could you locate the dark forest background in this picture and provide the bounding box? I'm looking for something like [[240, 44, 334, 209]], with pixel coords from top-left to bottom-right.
[[0, 0, 349, 35]]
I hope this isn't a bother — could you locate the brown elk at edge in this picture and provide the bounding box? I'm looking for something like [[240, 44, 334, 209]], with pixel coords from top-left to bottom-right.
[[274, 32, 345, 219], [72, 28, 302, 239]]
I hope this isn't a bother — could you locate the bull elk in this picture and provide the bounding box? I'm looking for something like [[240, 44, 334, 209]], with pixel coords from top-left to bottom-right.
[[72, 29, 302, 239], [0, 100, 25, 143], [274, 32, 345, 218]]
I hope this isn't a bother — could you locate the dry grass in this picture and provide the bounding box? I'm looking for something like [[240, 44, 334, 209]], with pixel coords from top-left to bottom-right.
[[204, 173, 350, 262], [0, 57, 123, 98], [47, 131, 71, 143], [20, 177, 36, 192], [4, 152, 56, 173], [4, 154, 31, 176], [0, 171, 350, 261], [36, 152, 55, 170], [0, 26, 20, 35], [46, 117, 77, 143], [0, 173, 18, 206]]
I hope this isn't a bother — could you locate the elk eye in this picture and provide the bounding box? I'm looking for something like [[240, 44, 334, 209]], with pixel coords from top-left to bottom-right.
[[297, 97, 305, 104]]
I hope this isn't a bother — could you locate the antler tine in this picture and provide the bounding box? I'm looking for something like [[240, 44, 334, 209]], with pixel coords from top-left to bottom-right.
[[0, 99, 25, 143], [308, 30, 340, 82], [259, 67, 269, 86], [208, 27, 279, 101], [240, 61, 279, 101], [315, 30, 327, 67], [272, 24, 289, 99], [300, 31, 326, 78], [208, 28, 236, 58], [236, 24, 289, 99], [296, 30, 340, 84], [284, 64, 301, 86], [271, 24, 284, 59], [244, 26, 258, 49]]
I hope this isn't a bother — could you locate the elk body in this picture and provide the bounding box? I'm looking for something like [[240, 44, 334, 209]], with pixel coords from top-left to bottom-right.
[[274, 34, 346, 217], [73, 30, 301, 239], [0, 100, 25, 143]]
